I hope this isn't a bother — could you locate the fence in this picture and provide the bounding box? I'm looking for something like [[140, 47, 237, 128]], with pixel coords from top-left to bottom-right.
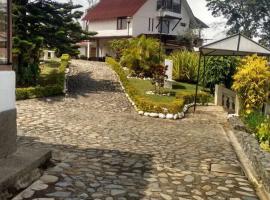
[[215, 84, 270, 115]]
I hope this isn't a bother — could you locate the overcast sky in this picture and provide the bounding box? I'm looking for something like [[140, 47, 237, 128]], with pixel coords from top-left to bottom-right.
[[58, 0, 227, 41]]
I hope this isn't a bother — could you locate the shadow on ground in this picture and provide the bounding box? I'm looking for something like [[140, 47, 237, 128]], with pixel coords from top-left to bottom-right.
[[67, 71, 123, 97], [17, 135, 154, 199]]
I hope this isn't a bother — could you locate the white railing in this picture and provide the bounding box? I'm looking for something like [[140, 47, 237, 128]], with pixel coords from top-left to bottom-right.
[[215, 84, 240, 114]]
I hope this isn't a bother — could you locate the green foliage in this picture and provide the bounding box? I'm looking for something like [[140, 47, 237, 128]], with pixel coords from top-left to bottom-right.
[[243, 111, 270, 149], [175, 91, 211, 105], [13, 0, 95, 86], [169, 50, 199, 83], [206, 0, 261, 37], [109, 39, 130, 60], [106, 57, 211, 114], [257, 118, 270, 148], [232, 55, 270, 113], [205, 56, 239, 93], [120, 36, 163, 77], [16, 55, 69, 100], [150, 65, 168, 94], [206, 0, 270, 47], [243, 111, 266, 132]]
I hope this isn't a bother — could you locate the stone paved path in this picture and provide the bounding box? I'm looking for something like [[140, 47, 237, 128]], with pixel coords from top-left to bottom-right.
[[15, 60, 259, 200]]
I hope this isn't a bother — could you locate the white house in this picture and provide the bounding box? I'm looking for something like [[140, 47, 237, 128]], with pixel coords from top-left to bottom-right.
[[81, 0, 208, 59]]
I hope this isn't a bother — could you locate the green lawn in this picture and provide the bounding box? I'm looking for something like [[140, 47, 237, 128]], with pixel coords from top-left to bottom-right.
[[128, 78, 202, 103]]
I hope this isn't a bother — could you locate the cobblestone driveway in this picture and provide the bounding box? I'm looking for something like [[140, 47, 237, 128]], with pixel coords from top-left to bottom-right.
[[16, 60, 259, 200]]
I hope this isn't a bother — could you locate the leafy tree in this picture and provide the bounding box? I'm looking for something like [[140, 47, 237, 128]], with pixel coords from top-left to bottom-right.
[[205, 56, 239, 93], [13, 0, 95, 86], [109, 39, 130, 61], [120, 36, 163, 77], [232, 55, 270, 113], [206, 0, 261, 37], [206, 0, 270, 47]]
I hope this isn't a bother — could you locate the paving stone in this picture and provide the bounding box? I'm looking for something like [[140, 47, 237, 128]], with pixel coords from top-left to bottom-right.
[[15, 60, 259, 200]]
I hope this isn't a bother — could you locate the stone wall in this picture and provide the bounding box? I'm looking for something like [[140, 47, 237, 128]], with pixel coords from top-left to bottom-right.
[[228, 117, 270, 196]]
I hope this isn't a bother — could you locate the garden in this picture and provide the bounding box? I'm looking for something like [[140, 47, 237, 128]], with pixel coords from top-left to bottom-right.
[[107, 36, 210, 117], [107, 36, 270, 150]]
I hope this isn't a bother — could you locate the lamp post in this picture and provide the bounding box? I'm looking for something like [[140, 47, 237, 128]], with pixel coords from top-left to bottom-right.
[[0, 0, 12, 70], [127, 16, 132, 37], [159, 8, 164, 63]]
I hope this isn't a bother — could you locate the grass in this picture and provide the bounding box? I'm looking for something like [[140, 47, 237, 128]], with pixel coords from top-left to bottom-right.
[[128, 78, 204, 103]]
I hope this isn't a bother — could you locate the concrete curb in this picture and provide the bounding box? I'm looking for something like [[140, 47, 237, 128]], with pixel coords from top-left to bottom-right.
[[223, 127, 270, 200]]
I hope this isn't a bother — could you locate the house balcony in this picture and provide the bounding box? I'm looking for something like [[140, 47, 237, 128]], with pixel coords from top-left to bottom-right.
[[158, 10, 181, 19]]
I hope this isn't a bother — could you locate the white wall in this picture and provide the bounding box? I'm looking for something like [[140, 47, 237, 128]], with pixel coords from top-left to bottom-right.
[[132, 0, 191, 36], [0, 71, 16, 112], [88, 19, 132, 37]]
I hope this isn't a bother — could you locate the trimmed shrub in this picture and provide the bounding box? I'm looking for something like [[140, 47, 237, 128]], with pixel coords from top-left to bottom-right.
[[16, 54, 69, 100], [232, 55, 270, 114], [107, 57, 210, 114]]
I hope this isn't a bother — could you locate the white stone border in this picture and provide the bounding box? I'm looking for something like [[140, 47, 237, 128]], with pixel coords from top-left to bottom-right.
[[117, 72, 197, 120]]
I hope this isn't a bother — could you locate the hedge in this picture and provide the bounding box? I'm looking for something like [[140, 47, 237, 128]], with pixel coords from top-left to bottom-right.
[[16, 54, 70, 100], [106, 57, 210, 114]]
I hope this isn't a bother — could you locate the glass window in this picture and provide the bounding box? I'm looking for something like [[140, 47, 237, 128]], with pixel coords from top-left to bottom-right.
[[157, 0, 181, 13], [117, 17, 127, 30], [172, 0, 181, 13], [0, 0, 8, 64]]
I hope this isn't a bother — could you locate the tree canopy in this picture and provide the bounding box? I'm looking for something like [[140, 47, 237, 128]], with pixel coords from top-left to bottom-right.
[[13, 0, 95, 86], [206, 0, 270, 47]]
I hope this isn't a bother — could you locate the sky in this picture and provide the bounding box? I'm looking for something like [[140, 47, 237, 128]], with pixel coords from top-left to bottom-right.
[[58, 0, 227, 41]]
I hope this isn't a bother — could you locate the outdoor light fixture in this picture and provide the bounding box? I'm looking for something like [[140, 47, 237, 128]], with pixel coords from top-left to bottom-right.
[[0, 0, 12, 70], [127, 16, 132, 36]]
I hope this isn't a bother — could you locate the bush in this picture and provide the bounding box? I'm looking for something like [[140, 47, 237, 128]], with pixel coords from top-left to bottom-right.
[[169, 50, 199, 83], [176, 91, 211, 105], [106, 57, 185, 113], [232, 55, 270, 114], [16, 54, 69, 100], [120, 36, 163, 77], [205, 56, 239, 93], [109, 39, 130, 60], [257, 118, 270, 146]]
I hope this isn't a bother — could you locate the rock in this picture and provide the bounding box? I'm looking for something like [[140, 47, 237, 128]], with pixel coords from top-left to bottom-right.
[[202, 185, 211, 191], [173, 114, 178, 120], [33, 199, 55, 200], [46, 192, 71, 198], [79, 193, 89, 199], [40, 175, 59, 184], [149, 113, 159, 118], [138, 111, 144, 115], [21, 189, 35, 198], [144, 112, 150, 116], [160, 193, 172, 200], [159, 113, 166, 119], [75, 181, 86, 188], [166, 114, 174, 119], [105, 184, 124, 189], [178, 112, 185, 118], [184, 175, 194, 183], [30, 180, 48, 191], [111, 189, 127, 196]]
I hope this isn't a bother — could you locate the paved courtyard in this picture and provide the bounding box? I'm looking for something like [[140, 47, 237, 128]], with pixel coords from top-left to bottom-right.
[[16, 60, 259, 200]]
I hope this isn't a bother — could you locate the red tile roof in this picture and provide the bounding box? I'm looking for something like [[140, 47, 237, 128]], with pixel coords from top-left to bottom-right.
[[83, 0, 147, 21]]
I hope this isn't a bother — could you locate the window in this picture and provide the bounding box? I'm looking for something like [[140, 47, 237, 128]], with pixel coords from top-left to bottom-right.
[[148, 18, 155, 32], [117, 17, 127, 30], [0, 0, 8, 64], [157, 0, 181, 14]]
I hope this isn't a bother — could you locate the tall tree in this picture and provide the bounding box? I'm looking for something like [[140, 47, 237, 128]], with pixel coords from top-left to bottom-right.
[[13, 0, 95, 86], [206, 0, 262, 38]]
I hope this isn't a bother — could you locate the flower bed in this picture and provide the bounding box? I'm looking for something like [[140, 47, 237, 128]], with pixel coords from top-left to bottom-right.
[[106, 57, 210, 119]]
